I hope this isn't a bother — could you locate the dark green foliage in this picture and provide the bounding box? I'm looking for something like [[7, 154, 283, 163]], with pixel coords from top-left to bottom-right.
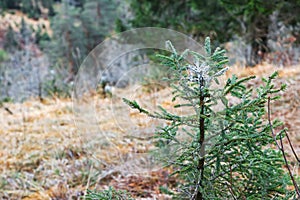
[[35, 26, 51, 45], [21, 0, 41, 19], [115, 18, 128, 33], [124, 38, 292, 199], [124, 0, 300, 65], [0, 0, 21, 10], [85, 187, 134, 200], [124, 0, 229, 42]]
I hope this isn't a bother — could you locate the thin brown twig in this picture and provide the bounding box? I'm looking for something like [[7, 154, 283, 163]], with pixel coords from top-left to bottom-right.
[[267, 97, 300, 198], [279, 132, 300, 196], [285, 130, 300, 163], [4, 107, 13, 115]]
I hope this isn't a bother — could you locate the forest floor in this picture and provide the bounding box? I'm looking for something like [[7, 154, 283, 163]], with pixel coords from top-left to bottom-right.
[[0, 64, 300, 199]]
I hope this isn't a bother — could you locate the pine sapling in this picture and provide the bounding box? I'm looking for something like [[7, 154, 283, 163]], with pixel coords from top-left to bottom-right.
[[123, 37, 291, 199]]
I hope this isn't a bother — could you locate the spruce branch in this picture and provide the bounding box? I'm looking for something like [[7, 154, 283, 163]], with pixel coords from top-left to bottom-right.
[[223, 75, 256, 95]]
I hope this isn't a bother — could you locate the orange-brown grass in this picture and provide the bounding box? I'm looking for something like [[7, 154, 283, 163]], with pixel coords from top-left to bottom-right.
[[227, 63, 300, 78], [0, 10, 52, 36], [0, 64, 299, 199]]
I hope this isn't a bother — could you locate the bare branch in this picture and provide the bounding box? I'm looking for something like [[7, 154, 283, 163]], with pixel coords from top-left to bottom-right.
[[267, 97, 300, 197], [285, 130, 300, 163]]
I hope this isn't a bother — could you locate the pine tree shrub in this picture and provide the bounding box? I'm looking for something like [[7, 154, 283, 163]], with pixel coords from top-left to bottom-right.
[[123, 37, 292, 199]]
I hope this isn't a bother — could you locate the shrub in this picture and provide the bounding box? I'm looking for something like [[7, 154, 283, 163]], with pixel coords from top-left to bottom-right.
[[123, 37, 292, 199], [44, 77, 72, 98]]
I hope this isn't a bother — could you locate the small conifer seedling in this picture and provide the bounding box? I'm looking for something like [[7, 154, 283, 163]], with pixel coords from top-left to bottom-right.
[[123, 37, 291, 199]]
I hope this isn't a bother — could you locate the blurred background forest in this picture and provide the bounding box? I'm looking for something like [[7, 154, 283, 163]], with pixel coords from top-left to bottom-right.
[[0, 0, 300, 102]]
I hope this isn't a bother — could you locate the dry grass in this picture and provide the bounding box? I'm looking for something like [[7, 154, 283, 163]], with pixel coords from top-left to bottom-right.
[[0, 64, 300, 199], [0, 10, 52, 35]]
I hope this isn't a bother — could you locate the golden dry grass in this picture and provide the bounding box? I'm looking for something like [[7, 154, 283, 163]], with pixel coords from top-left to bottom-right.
[[0, 64, 299, 199], [0, 10, 52, 36]]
